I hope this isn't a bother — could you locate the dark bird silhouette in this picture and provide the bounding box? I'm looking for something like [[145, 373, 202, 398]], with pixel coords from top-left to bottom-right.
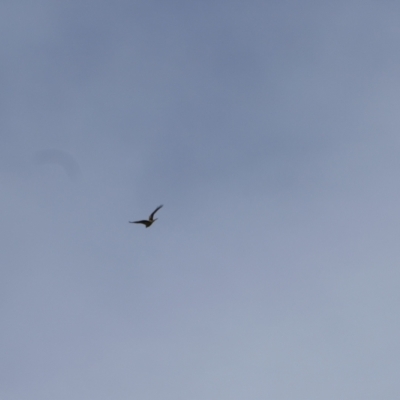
[[129, 205, 163, 228]]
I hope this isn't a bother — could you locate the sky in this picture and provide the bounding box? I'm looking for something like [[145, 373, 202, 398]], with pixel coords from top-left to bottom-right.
[[1, 1, 400, 399]]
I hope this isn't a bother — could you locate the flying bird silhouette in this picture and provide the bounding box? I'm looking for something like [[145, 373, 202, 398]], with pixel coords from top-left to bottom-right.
[[129, 205, 163, 228]]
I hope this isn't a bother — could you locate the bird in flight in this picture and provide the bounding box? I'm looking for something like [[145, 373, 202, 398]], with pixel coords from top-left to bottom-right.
[[129, 205, 163, 228]]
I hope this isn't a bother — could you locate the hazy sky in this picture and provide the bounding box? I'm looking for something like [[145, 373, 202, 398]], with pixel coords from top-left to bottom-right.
[[1, 1, 400, 399]]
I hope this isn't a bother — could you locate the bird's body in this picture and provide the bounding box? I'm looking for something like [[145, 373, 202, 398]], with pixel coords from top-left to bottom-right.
[[129, 205, 163, 228]]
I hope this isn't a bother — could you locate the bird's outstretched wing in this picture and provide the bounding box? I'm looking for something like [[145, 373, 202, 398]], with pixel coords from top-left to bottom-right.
[[130, 220, 151, 227], [149, 205, 163, 220]]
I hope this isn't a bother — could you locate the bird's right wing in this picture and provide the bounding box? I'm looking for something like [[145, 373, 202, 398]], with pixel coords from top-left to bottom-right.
[[149, 205, 163, 220]]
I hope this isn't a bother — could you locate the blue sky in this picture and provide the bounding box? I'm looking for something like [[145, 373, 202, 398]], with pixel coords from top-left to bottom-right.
[[1, 1, 400, 399]]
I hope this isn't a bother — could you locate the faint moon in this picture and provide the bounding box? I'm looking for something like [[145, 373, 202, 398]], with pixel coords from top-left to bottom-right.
[[34, 149, 81, 180]]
